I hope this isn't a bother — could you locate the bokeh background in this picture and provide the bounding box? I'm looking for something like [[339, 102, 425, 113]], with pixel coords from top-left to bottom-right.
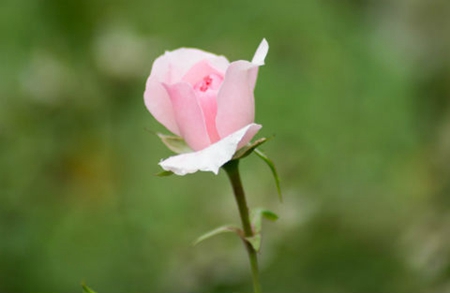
[[1, 0, 450, 292]]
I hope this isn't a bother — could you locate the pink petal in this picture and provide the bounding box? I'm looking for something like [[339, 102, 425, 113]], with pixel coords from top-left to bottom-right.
[[181, 59, 224, 85], [144, 77, 180, 135], [181, 60, 224, 143], [208, 56, 230, 72], [248, 39, 269, 90], [251, 39, 269, 66], [215, 40, 268, 139], [196, 89, 220, 144], [163, 49, 226, 82], [159, 123, 262, 175], [146, 52, 171, 81], [237, 123, 262, 149], [163, 82, 210, 151], [215, 60, 257, 138]]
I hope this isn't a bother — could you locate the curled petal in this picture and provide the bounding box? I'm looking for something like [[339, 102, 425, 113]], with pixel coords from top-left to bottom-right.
[[237, 123, 261, 149], [144, 77, 180, 135], [215, 61, 258, 138], [208, 56, 230, 73], [181, 59, 224, 85], [162, 49, 226, 82], [215, 39, 269, 139], [251, 38, 269, 66], [146, 53, 171, 82], [163, 82, 210, 151], [248, 39, 269, 90], [159, 123, 262, 175]]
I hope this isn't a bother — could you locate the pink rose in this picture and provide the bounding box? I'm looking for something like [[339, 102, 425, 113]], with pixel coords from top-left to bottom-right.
[[144, 39, 268, 175]]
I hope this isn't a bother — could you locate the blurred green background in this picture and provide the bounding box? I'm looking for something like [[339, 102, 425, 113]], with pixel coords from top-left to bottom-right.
[[1, 0, 450, 292]]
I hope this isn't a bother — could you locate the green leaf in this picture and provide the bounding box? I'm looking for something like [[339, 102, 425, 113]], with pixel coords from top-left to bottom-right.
[[157, 133, 192, 154], [251, 208, 279, 234], [155, 170, 174, 177], [232, 137, 269, 160], [193, 225, 243, 246], [247, 208, 279, 252], [254, 148, 282, 202], [81, 283, 97, 293]]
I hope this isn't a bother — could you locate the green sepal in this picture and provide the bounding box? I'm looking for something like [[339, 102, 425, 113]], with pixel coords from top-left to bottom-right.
[[156, 133, 192, 154], [254, 149, 282, 202], [193, 225, 244, 246], [247, 208, 279, 252], [81, 283, 97, 293], [232, 137, 269, 160], [155, 170, 174, 177], [245, 234, 262, 252]]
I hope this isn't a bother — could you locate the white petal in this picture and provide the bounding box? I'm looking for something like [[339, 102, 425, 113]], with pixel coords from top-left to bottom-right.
[[159, 123, 262, 175], [251, 39, 269, 65]]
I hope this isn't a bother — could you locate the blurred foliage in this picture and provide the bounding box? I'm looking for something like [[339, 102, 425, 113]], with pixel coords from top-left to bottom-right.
[[1, 0, 450, 292]]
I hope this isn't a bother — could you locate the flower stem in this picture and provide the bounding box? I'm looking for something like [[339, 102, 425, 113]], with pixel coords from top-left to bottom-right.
[[223, 160, 261, 293]]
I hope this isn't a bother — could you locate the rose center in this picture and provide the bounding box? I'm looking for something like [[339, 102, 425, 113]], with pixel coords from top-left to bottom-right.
[[194, 74, 222, 93]]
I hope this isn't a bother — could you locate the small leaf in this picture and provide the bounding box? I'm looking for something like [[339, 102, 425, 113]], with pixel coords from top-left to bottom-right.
[[260, 209, 279, 221], [254, 149, 282, 202], [82, 283, 97, 293], [251, 208, 279, 235], [193, 225, 243, 246], [247, 208, 279, 252], [157, 133, 192, 154], [155, 170, 174, 177], [232, 137, 269, 160]]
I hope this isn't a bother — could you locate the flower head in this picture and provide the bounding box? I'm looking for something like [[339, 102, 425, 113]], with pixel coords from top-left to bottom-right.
[[144, 39, 268, 175]]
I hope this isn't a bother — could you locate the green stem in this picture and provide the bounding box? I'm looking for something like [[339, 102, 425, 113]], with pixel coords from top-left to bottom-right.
[[223, 160, 261, 293]]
